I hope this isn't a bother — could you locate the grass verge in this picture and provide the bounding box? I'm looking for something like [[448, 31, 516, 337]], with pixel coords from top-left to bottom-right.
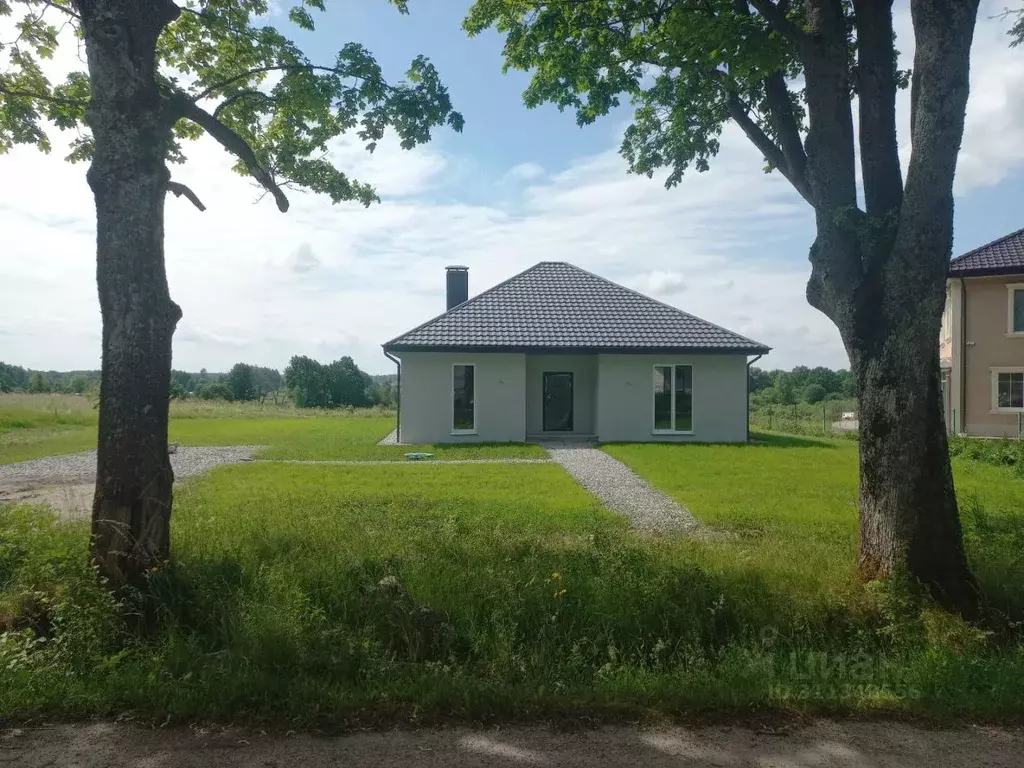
[[3, 444, 1024, 725], [1, 395, 545, 463]]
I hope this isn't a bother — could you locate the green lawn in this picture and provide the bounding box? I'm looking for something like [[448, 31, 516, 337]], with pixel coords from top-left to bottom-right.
[[604, 433, 1024, 623], [3, 436, 1024, 724], [0, 395, 544, 463]]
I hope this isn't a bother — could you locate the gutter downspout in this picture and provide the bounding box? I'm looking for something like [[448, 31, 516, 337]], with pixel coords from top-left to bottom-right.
[[959, 277, 967, 437], [746, 353, 764, 442], [383, 350, 401, 443]]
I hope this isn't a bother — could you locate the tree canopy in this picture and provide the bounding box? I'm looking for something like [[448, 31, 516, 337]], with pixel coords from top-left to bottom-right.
[[1, 0, 464, 210], [284, 354, 373, 408]]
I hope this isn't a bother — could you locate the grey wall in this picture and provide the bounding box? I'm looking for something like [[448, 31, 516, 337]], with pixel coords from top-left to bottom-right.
[[596, 353, 749, 443], [525, 355, 598, 435], [398, 351, 526, 443]]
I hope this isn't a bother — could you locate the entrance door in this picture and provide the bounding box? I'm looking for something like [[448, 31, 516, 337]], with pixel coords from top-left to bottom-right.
[[543, 372, 574, 431]]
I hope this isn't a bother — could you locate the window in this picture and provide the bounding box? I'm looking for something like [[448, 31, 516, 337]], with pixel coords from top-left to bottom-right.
[[993, 369, 1024, 411], [653, 364, 693, 433], [1008, 284, 1024, 335], [452, 364, 476, 432]]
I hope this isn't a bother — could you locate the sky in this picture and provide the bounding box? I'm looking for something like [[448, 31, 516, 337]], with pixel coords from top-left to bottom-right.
[[2, 2, 1024, 375]]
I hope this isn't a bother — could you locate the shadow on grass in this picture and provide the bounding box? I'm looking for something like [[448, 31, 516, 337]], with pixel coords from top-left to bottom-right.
[[602, 432, 838, 450], [748, 431, 840, 449], [961, 498, 1024, 628]]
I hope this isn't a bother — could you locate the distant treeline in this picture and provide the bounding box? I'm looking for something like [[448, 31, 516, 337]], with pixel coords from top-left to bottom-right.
[[0, 362, 101, 394], [1, 358, 396, 409], [749, 365, 855, 405]]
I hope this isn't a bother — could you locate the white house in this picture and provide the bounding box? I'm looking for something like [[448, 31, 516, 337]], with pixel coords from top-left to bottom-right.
[[382, 263, 770, 444]]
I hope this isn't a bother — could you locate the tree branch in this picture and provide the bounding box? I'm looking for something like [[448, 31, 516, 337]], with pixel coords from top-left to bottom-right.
[[212, 89, 265, 118], [194, 64, 363, 102], [166, 180, 206, 211], [762, 72, 808, 184], [731, 1, 810, 199], [799, 0, 858, 211], [725, 94, 814, 204], [180, 100, 290, 212], [852, 0, 903, 215], [896, 0, 979, 260], [0, 76, 87, 106], [748, 0, 806, 43]]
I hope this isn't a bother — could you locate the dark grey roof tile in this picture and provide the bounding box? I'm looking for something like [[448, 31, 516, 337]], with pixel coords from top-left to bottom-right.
[[384, 262, 769, 354], [949, 227, 1024, 276]]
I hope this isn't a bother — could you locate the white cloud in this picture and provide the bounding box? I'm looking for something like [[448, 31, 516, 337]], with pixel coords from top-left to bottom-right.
[[504, 162, 546, 182], [891, 0, 1024, 195], [632, 270, 688, 296], [325, 131, 449, 198], [286, 243, 321, 274]]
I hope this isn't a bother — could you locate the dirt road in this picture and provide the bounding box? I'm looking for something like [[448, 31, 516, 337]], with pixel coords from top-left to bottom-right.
[[2, 719, 1022, 767]]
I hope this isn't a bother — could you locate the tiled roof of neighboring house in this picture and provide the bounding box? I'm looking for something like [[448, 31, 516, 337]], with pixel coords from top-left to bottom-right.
[[949, 227, 1024, 277], [384, 262, 770, 354]]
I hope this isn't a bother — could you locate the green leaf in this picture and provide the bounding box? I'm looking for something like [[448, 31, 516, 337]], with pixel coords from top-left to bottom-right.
[[465, 0, 802, 185], [1, 0, 461, 208]]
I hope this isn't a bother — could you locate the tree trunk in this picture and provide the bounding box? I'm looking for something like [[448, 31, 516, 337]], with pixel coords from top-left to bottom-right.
[[853, 311, 978, 617], [77, 0, 183, 588]]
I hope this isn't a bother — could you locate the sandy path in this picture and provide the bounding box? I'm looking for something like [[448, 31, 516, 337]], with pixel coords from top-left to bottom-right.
[[2, 720, 1022, 767]]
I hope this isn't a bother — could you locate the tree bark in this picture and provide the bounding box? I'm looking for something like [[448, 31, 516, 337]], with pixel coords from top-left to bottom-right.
[[76, 0, 183, 588], [852, 289, 978, 617]]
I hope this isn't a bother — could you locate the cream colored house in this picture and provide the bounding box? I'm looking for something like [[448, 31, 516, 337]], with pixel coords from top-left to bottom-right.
[[942, 227, 1024, 437], [383, 263, 769, 444]]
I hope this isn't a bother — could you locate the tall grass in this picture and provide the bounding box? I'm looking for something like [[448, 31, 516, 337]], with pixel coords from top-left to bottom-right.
[[0, 393, 97, 430], [2, 445, 1023, 724], [0, 392, 395, 425]]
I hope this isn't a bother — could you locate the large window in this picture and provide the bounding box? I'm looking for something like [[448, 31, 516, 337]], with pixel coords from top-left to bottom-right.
[[1008, 284, 1024, 335], [993, 368, 1024, 411], [653, 364, 693, 433], [452, 364, 476, 432]]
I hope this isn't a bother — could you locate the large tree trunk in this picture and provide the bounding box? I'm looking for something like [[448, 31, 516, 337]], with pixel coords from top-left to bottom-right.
[[77, 0, 183, 588], [852, 291, 978, 617]]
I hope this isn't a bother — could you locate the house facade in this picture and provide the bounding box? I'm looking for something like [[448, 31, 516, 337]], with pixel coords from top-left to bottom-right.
[[383, 263, 769, 444], [942, 227, 1024, 437]]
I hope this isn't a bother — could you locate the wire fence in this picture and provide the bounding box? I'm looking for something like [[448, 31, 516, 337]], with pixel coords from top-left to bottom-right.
[[749, 400, 859, 438]]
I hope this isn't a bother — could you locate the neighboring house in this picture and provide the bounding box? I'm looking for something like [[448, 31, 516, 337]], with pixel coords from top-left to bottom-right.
[[942, 227, 1024, 437], [382, 262, 770, 444]]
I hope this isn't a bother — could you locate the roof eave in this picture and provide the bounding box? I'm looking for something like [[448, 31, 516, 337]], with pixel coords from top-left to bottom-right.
[[948, 266, 1024, 278], [383, 343, 770, 356]]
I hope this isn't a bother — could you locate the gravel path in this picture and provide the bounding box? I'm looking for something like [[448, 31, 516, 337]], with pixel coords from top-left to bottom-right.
[[256, 458, 552, 466], [0, 446, 263, 490], [4, 720, 1023, 768], [542, 442, 698, 534]]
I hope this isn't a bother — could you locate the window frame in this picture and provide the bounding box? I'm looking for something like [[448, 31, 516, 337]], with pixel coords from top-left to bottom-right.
[[990, 366, 1024, 413], [451, 362, 477, 435], [1006, 284, 1024, 337], [652, 363, 695, 435]]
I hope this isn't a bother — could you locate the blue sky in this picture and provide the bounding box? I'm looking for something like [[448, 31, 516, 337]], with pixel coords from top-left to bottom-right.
[[291, 0, 1024, 256], [1, 1, 1023, 374]]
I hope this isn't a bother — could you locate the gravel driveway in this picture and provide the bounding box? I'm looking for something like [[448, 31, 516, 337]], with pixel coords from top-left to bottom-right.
[[0, 446, 263, 520], [3, 720, 1022, 768], [541, 442, 699, 534]]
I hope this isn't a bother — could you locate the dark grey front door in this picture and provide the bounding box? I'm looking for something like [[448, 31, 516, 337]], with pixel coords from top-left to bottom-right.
[[543, 372, 574, 431]]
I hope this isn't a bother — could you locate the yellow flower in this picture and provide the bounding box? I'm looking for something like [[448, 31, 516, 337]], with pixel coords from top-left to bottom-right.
[[552, 572, 561, 580]]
